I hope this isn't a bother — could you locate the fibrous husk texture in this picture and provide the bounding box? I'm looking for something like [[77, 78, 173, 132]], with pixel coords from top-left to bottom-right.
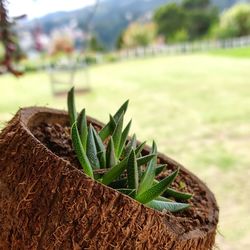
[[0, 107, 219, 249]]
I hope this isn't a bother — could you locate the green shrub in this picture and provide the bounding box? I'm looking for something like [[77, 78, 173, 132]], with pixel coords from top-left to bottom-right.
[[218, 3, 250, 38]]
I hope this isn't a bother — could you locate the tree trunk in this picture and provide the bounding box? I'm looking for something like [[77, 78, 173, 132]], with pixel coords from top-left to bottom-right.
[[0, 107, 219, 249]]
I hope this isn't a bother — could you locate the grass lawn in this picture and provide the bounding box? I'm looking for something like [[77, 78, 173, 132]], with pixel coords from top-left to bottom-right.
[[1, 54, 250, 249], [209, 46, 250, 58]]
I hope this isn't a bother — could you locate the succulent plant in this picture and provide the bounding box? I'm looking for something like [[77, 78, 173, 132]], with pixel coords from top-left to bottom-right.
[[67, 87, 192, 212]]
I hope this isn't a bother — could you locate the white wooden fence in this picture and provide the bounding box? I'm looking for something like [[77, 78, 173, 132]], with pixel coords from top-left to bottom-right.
[[119, 35, 250, 59]]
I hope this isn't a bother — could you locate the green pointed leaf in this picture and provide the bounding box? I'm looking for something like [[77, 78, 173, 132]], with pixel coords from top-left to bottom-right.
[[131, 134, 137, 149], [117, 188, 135, 195], [152, 180, 192, 200], [99, 99, 128, 141], [137, 141, 158, 195], [97, 151, 106, 168], [86, 125, 100, 169], [135, 141, 146, 157], [98, 114, 116, 141], [164, 188, 193, 200], [71, 122, 93, 178], [109, 114, 117, 129], [113, 100, 129, 122], [155, 164, 167, 176], [102, 157, 128, 185], [118, 120, 132, 158], [106, 137, 117, 168], [127, 150, 139, 192], [92, 127, 105, 152], [98, 125, 110, 141], [146, 200, 189, 212], [136, 169, 179, 204], [137, 154, 156, 167], [77, 108, 88, 151], [151, 140, 157, 154], [92, 126, 106, 167], [112, 113, 124, 157], [125, 134, 137, 156], [137, 155, 156, 195], [67, 87, 77, 126]]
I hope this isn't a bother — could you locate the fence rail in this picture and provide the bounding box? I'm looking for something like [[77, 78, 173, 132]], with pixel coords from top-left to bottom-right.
[[119, 35, 250, 59]]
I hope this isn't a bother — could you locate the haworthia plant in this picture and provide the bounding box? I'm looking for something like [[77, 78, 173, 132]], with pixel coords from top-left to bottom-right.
[[101, 157, 128, 185], [71, 122, 94, 178], [67, 87, 191, 212], [147, 200, 189, 212], [136, 169, 179, 204], [77, 109, 88, 151], [67, 87, 77, 125], [99, 100, 129, 141], [127, 150, 139, 192], [86, 125, 100, 169]]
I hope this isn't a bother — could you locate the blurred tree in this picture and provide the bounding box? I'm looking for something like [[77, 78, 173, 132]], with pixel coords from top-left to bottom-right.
[[122, 22, 156, 48], [116, 31, 124, 50], [0, 0, 23, 76], [170, 29, 189, 43], [88, 35, 104, 52], [182, 0, 218, 39], [154, 3, 186, 41], [154, 0, 218, 42], [217, 3, 250, 38], [185, 9, 218, 39]]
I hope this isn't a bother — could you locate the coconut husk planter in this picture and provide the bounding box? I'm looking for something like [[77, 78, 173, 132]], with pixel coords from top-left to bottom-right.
[[0, 107, 219, 249]]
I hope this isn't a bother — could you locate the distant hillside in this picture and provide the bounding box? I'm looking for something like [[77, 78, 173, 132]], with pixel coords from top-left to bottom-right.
[[25, 0, 247, 49]]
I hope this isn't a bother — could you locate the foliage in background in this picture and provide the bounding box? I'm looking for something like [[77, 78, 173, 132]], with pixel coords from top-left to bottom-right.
[[116, 31, 125, 50], [170, 29, 189, 43], [184, 0, 218, 40], [88, 35, 105, 52], [154, 3, 187, 42], [0, 0, 23, 76], [216, 3, 250, 38], [154, 0, 218, 43], [120, 22, 156, 49], [68, 87, 192, 212]]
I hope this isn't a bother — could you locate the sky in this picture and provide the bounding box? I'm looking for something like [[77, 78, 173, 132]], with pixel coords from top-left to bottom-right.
[[8, 0, 96, 19]]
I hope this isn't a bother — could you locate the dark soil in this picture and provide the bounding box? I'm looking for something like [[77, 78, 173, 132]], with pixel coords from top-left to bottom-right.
[[32, 122, 217, 235]]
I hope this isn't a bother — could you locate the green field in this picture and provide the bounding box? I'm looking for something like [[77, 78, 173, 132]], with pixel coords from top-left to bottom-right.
[[1, 54, 250, 249], [209, 46, 250, 58]]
